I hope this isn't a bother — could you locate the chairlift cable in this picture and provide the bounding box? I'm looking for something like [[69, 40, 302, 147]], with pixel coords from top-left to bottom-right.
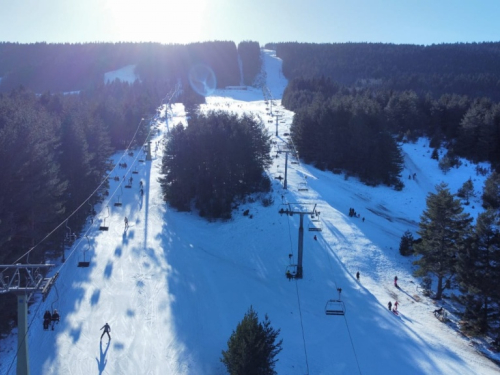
[[319, 238, 363, 374], [3, 96, 166, 373], [294, 280, 311, 375], [342, 314, 363, 375], [284, 200, 310, 374], [4, 103, 158, 269]]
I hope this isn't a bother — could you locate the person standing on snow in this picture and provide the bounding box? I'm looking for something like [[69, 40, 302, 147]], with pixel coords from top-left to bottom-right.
[[124, 217, 129, 230], [388, 301, 392, 311], [100, 323, 111, 341], [356, 271, 360, 281], [394, 275, 398, 288], [394, 301, 399, 312]]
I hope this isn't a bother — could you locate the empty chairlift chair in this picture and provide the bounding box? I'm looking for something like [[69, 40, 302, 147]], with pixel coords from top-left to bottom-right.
[[325, 299, 346, 316], [114, 187, 123, 207], [78, 236, 91, 268], [298, 182, 309, 192], [308, 214, 322, 232], [99, 206, 110, 231]]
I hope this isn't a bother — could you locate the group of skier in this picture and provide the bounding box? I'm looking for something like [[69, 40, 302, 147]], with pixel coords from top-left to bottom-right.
[[388, 300, 399, 313], [43, 309, 60, 331]]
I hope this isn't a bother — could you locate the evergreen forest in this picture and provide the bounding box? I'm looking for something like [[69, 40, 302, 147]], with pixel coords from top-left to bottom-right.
[[0, 39, 500, 346]]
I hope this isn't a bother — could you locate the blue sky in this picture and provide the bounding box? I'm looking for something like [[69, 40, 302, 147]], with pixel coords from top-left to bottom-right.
[[1, 0, 500, 45]]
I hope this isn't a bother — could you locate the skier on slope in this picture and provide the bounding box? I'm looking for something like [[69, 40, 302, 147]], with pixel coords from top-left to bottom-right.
[[43, 310, 51, 330], [51, 309, 60, 330], [124, 217, 129, 230], [100, 323, 111, 341]]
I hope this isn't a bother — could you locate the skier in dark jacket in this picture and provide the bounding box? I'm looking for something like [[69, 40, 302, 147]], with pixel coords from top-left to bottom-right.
[[43, 311, 51, 330], [50, 309, 60, 330], [388, 301, 392, 311], [100, 323, 111, 341]]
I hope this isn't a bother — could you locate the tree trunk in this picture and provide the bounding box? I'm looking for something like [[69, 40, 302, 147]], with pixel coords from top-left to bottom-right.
[[435, 275, 444, 300]]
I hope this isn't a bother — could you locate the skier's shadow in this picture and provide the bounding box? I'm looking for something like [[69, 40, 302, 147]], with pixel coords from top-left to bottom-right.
[[96, 340, 110, 374]]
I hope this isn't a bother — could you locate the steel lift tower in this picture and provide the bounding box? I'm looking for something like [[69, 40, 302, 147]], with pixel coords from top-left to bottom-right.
[[279, 203, 318, 279], [0, 264, 57, 375]]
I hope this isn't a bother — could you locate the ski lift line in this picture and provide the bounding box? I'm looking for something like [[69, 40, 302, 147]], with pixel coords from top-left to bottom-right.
[[284, 205, 311, 374], [5, 121, 145, 267], [342, 314, 363, 375], [5, 95, 165, 269], [4, 276, 61, 375], [294, 280, 311, 375], [3, 94, 168, 372], [317, 234, 363, 374]]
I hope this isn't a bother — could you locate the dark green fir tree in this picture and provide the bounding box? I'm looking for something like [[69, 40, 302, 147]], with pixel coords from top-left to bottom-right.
[[221, 306, 282, 375], [414, 183, 472, 299]]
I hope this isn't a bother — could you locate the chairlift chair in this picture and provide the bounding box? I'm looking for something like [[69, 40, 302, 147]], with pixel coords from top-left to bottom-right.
[[114, 196, 122, 207], [285, 264, 297, 280], [99, 206, 110, 231], [132, 166, 139, 174], [298, 182, 309, 192], [308, 215, 322, 231], [78, 236, 91, 267], [325, 300, 345, 315], [64, 220, 76, 243], [114, 187, 123, 207]]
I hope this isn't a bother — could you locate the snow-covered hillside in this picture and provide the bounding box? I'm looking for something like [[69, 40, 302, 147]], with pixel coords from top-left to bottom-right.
[[104, 64, 138, 84], [1, 50, 499, 375]]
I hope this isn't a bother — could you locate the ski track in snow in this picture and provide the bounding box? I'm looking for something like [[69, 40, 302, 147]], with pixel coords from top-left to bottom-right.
[[0, 50, 499, 375]]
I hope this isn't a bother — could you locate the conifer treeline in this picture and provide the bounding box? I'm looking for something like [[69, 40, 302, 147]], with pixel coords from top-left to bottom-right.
[[269, 42, 500, 100], [284, 78, 500, 174], [0, 81, 165, 332], [411, 182, 500, 337], [160, 111, 272, 219], [289, 89, 404, 187], [0, 80, 166, 264], [0, 41, 263, 93]]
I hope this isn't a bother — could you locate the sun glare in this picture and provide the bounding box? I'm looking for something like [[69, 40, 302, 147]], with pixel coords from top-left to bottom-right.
[[105, 0, 207, 44]]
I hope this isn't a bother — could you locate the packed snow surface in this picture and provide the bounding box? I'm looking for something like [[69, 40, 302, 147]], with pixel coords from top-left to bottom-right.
[[1, 50, 499, 375]]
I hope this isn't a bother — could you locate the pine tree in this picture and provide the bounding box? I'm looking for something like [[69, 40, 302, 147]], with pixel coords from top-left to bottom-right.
[[399, 230, 414, 256], [457, 178, 475, 205], [414, 183, 472, 299], [221, 306, 282, 375], [482, 171, 500, 210], [455, 210, 500, 334], [431, 148, 439, 160]]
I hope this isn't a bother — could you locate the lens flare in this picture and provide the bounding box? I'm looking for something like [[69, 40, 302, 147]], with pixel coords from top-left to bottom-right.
[[188, 64, 217, 97]]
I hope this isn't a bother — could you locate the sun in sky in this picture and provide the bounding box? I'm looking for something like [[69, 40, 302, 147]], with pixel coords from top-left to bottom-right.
[[104, 0, 207, 44]]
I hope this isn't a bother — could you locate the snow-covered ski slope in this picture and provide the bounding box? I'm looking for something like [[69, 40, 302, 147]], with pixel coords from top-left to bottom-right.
[[1, 49, 499, 375]]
